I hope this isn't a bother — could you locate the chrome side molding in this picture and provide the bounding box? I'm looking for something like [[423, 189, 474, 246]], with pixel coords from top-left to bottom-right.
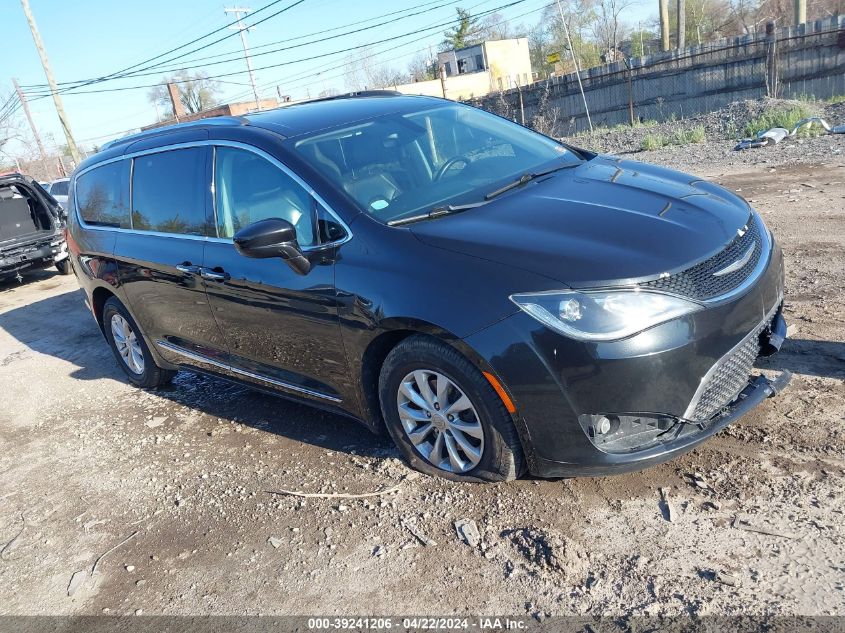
[[154, 339, 342, 403]]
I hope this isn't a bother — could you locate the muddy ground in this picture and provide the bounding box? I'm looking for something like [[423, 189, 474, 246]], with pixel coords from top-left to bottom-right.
[[0, 143, 843, 619]]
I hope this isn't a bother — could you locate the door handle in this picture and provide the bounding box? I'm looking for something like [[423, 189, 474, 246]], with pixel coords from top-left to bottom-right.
[[199, 267, 230, 282], [175, 263, 200, 274]]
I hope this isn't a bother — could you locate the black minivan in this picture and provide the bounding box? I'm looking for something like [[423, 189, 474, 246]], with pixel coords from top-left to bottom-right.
[[67, 93, 789, 481]]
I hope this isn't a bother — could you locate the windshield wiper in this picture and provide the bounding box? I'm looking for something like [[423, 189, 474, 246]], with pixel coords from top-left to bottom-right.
[[387, 201, 487, 227], [485, 160, 584, 201]]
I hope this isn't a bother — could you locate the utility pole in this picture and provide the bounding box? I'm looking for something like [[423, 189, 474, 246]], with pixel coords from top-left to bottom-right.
[[676, 0, 686, 49], [20, 0, 80, 164], [659, 0, 671, 51], [225, 7, 261, 110], [555, 0, 592, 132], [12, 78, 47, 161]]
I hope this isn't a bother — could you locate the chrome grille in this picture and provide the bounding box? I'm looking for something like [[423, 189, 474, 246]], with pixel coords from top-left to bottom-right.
[[642, 214, 763, 301]]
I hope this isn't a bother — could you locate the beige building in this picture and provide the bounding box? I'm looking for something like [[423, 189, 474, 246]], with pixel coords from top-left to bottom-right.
[[392, 38, 534, 102]]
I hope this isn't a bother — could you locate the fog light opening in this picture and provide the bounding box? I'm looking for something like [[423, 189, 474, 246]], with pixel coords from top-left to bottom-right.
[[579, 413, 692, 453]]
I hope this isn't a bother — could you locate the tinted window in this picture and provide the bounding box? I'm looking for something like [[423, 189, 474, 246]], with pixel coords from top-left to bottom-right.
[[214, 147, 317, 247], [131, 148, 207, 235], [316, 203, 346, 244], [50, 180, 69, 196], [76, 162, 130, 228]]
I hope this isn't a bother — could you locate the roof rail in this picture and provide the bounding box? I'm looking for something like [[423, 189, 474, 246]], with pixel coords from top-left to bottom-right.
[[101, 116, 248, 151], [294, 90, 403, 105]]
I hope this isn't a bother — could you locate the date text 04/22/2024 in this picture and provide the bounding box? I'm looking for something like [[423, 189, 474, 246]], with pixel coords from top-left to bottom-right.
[[306, 617, 528, 630]]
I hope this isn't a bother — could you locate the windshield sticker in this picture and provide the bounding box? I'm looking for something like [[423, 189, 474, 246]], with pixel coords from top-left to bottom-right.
[[370, 199, 389, 210]]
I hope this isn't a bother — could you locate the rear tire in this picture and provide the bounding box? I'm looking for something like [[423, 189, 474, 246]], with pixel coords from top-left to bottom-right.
[[55, 259, 72, 275], [102, 297, 175, 389], [378, 335, 524, 482]]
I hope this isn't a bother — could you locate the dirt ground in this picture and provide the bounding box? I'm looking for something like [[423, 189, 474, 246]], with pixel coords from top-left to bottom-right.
[[0, 152, 843, 620]]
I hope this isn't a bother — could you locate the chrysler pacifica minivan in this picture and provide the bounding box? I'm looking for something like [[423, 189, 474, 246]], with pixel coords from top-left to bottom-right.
[[67, 92, 790, 481]]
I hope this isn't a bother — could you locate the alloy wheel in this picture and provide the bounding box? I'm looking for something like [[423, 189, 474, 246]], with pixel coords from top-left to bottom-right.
[[110, 314, 145, 375], [396, 369, 484, 473]]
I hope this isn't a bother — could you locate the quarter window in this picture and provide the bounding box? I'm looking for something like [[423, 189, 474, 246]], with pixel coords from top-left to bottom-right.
[[76, 162, 130, 228], [131, 148, 208, 235], [214, 147, 318, 247]]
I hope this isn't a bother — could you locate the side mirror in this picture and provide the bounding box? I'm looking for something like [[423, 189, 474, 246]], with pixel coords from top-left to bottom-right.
[[233, 218, 311, 275]]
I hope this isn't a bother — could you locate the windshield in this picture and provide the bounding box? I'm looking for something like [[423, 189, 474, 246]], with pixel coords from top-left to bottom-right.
[[289, 103, 580, 224]]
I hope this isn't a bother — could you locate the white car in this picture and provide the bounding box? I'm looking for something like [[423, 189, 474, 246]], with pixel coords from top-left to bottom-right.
[[47, 178, 70, 208]]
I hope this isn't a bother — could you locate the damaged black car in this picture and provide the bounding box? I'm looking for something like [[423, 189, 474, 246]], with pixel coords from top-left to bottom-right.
[[67, 93, 790, 481], [0, 173, 71, 282]]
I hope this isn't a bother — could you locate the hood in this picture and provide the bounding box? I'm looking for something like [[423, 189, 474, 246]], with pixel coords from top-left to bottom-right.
[[410, 156, 753, 287]]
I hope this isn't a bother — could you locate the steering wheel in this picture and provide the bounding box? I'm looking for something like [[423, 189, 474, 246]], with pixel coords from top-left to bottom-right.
[[433, 155, 470, 181]]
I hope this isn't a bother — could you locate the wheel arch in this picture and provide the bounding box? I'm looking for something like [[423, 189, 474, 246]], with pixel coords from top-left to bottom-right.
[[91, 284, 177, 371], [357, 318, 522, 437], [91, 285, 116, 332]]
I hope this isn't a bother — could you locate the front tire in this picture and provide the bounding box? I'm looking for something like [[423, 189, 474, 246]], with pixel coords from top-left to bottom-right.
[[102, 297, 175, 388], [378, 335, 524, 482], [55, 259, 72, 275]]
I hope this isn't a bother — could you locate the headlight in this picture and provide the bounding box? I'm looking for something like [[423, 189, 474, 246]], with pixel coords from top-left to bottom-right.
[[510, 289, 702, 341]]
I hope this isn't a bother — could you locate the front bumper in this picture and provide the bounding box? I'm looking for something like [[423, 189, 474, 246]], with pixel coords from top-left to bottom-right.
[[464, 240, 788, 477], [536, 369, 791, 476]]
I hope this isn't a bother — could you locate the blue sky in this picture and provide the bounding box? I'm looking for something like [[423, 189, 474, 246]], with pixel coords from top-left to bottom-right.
[[1, 0, 655, 156]]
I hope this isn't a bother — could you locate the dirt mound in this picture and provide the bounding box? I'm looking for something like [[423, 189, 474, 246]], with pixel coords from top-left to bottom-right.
[[502, 527, 588, 580]]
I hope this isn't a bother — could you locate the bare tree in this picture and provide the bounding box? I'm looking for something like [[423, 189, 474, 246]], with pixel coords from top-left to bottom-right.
[[591, 0, 633, 61], [476, 12, 515, 40], [0, 95, 34, 171], [407, 54, 437, 82], [344, 48, 408, 91], [148, 71, 222, 119]]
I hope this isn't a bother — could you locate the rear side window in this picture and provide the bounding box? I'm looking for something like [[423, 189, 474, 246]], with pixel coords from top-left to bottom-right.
[[76, 162, 130, 228], [131, 148, 208, 235]]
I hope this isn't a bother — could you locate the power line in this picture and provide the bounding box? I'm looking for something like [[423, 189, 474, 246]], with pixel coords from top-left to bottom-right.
[[20, 0, 459, 91], [220, 0, 500, 101], [228, 0, 547, 102], [22, 0, 462, 94], [20, 0, 307, 100], [0, 93, 22, 123], [83, 0, 547, 149], [22, 0, 530, 100], [30, 0, 462, 87], [104, 0, 463, 81]]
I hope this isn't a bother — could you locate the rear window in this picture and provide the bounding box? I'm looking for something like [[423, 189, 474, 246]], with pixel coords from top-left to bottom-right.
[[131, 148, 208, 235], [76, 162, 130, 228], [50, 180, 69, 196]]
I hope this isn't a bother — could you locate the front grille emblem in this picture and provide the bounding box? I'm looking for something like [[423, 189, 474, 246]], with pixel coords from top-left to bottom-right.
[[712, 244, 755, 277]]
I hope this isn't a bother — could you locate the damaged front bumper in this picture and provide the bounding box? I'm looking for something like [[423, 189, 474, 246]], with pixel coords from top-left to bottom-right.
[[569, 368, 792, 476], [464, 240, 789, 477]]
